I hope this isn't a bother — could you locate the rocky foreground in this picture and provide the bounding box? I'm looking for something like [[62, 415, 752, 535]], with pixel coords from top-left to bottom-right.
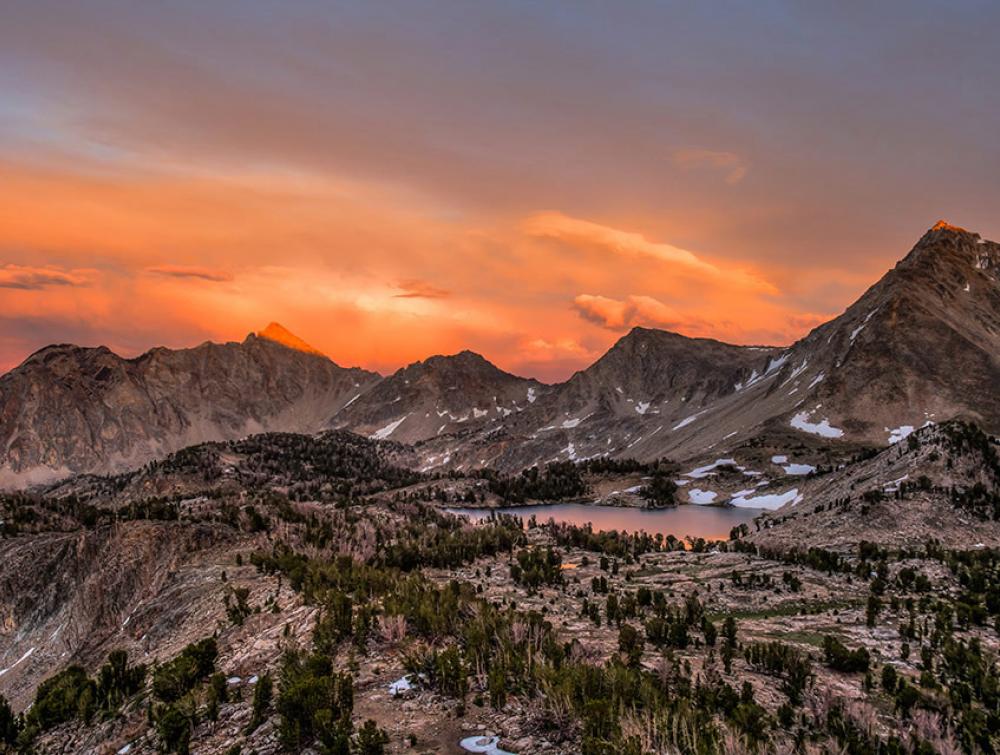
[[0, 421, 997, 753]]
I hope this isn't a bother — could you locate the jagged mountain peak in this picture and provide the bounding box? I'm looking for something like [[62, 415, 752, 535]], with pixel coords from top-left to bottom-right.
[[420, 349, 497, 370], [254, 322, 327, 357], [930, 219, 968, 233], [330, 349, 544, 445], [0, 333, 380, 486]]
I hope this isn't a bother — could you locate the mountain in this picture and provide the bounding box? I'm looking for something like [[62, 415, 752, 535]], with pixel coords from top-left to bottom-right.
[[412, 221, 1000, 471], [330, 350, 548, 445], [418, 328, 782, 471], [1, 222, 997, 485], [0, 326, 380, 486], [256, 321, 327, 357], [780, 221, 1000, 442]]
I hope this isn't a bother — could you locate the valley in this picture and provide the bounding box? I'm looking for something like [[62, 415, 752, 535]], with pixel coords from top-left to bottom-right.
[[0, 414, 998, 753]]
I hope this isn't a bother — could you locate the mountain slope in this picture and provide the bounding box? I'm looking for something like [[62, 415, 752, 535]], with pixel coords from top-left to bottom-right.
[[330, 350, 547, 444], [0, 327, 380, 486], [2, 222, 997, 484], [430, 328, 782, 470], [787, 221, 1000, 442], [412, 222, 1000, 471]]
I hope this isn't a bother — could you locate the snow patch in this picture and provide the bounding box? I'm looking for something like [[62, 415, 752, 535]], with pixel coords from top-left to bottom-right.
[[782, 463, 816, 475], [685, 459, 738, 479], [460, 736, 515, 755], [0, 646, 35, 677], [790, 411, 844, 439], [886, 424, 915, 444], [526, 387, 537, 403], [850, 308, 879, 342], [370, 416, 408, 440], [771, 454, 814, 475], [635, 401, 651, 415], [673, 412, 703, 431], [766, 353, 789, 375], [688, 489, 718, 504], [390, 675, 415, 697], [729, 488, 802, 510], [884, 474, 909, 493]]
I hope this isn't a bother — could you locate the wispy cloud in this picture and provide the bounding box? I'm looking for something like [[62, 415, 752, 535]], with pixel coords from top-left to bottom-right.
[[524, 212, 777, 295], [524, 212, 718, 273], [145, 265, 233, 282], [0, 264, 95, 290], [573, 294, 700, 332], [393, 278, 450, 299], [673, 149, 749, 185]]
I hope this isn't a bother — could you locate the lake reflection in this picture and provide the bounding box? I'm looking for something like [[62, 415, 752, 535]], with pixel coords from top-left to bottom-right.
[[445, 503, 763, 542]]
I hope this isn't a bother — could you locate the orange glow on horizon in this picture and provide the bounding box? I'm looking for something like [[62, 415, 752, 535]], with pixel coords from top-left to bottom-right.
[[0, 156, 876, 381]]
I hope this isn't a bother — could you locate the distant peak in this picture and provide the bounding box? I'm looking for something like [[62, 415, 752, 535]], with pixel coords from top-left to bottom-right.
[[930, 219, 968, 233], [256, 322, 326, 357]]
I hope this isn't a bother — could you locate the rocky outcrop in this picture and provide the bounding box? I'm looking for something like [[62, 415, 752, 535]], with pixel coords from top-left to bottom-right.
[[330, 350, 548, 445], [0, 328, 380, 485]]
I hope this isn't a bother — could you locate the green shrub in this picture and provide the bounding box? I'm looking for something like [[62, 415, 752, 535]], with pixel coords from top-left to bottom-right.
[[153, 638, 218, 702]]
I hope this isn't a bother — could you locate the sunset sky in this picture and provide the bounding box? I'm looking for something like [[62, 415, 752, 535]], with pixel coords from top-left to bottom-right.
[[2, 1, 999, 381]]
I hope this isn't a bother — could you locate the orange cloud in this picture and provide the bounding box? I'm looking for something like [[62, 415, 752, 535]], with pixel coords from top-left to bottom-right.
[[522, 211, 778, 296], [573, 294, 708, 333], [0, 154, 845, 379], [146, 265, 233, 282], [524, 211, 717, 273], [393, 279, 450, 299], [0, 264, 96, 290]]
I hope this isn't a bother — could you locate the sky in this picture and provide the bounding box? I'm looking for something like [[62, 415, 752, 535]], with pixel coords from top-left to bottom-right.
[[2, 1, 999, 381]]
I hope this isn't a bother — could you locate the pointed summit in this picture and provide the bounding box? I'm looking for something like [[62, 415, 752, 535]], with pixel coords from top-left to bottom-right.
[[256, 322, 326, 357], [930, 219, 968, 233]]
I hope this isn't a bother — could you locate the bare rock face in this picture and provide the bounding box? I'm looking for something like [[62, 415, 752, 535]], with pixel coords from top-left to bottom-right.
[[2, 223, 998, 483], [0, 328, 380, 486], [430, 328, 782, 471], [411, 222, 1000, 470], [797, 221, 1000, 442], [330, 350, 548, 444]]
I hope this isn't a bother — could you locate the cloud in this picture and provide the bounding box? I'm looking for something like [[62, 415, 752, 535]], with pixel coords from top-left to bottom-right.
[[393, 278, 450, 299], [573, 294, 697, 332], [524, 212, 717, 273], [673, 149, 749, 185], [0, 264, 95, 290], [523, 212, 777, 295], [145, 265, 233, 282]]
